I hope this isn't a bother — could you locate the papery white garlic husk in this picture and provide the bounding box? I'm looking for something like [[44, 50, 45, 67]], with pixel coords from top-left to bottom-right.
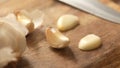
[[0, 13, 28, 68], [15, 9, 44, 30], [16, 11, 34, 33]]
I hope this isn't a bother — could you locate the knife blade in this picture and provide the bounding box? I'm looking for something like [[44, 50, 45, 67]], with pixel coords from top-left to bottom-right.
[[59, 0, 120, 24]]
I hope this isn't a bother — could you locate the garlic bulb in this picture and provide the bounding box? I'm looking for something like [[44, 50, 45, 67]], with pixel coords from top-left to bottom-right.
[[0, 13, 28, 68]]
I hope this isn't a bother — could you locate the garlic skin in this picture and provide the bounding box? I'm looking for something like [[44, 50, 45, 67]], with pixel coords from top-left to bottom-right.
[[45, 27, 70, 48], [15, 9, 44, 33], [57, 14, 79, 31], [78, 34, 102, 50], [0, 13, 28, 68], [16, 12, 34, 33]]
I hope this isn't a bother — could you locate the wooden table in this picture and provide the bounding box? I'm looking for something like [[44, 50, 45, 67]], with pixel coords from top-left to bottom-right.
[[1, 0, 120, 68]]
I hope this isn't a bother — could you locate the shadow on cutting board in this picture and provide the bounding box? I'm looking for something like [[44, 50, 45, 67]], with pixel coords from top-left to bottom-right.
[[112, 0, 120, 4], [5, 57, 33, 68], [50, 47, 77, 63]]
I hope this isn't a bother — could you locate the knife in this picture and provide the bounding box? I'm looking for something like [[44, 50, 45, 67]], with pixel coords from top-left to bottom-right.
[[59, 0, 120, 24]]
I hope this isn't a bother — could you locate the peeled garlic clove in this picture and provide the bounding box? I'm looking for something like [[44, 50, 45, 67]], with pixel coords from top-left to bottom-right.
[[78, 34, 102, 50], [16, 11, 34, 33], [45, 27, 70, 48], [57, 14, 79, 31]]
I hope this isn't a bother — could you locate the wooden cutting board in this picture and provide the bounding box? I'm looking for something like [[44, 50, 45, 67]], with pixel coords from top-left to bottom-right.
[[1, 0, 120, 68]]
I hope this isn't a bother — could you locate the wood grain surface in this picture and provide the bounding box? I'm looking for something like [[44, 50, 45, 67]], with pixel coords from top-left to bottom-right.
[[1, 0, 120, 68]]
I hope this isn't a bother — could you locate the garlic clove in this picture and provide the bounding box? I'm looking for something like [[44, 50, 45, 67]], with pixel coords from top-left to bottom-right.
[[15, 9, 44, 29], [78, 34, 102, 50], [45, 27, 70, 48], [57, 14, 79, 31], [16, 10, 34, 33]]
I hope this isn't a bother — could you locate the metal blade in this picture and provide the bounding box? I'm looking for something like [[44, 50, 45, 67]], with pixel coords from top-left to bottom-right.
[[59, 0, 120, 24]]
